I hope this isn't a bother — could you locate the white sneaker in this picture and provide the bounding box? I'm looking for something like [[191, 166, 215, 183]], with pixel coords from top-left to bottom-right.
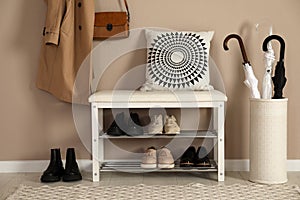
[[164, 115, 180, 134], [157, 147, 175, 168], [141, 147, 157, 168], [148, 114, 163, 134]]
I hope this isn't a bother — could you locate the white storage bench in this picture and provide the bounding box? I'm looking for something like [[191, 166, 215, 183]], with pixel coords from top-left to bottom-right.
[[89, 90, 227, 182]]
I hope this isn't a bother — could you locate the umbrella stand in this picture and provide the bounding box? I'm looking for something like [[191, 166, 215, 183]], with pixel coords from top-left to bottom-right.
[[262, 35, 287, 99], [249, 98, 288, 184], [249, 34, 288, 184], [223, 34, 261, 99]]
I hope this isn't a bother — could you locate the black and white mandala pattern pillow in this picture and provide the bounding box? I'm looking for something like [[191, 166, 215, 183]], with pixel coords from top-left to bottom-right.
[[141, 29, 214, 91]]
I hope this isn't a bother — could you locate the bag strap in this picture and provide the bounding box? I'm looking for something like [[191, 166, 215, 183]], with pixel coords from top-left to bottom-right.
[[95, 0, 130, 22], [123, 0, 130, 22]]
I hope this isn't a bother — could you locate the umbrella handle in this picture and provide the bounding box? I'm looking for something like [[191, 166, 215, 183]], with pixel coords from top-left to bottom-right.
[[223, 34, 250, 63], [262, 35, 285, 61]]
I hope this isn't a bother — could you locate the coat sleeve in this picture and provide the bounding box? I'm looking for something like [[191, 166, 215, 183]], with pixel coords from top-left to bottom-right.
[[43, 0, 66, 45]]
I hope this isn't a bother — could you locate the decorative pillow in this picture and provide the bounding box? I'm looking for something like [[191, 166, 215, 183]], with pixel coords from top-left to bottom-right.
[[140, 29, 214, 91]]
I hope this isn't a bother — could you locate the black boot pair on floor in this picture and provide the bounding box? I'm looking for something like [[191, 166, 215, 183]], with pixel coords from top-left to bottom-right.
[[40, 148, 82, 183], [107, 112, 143, 136], [180, 146, 211, 167]]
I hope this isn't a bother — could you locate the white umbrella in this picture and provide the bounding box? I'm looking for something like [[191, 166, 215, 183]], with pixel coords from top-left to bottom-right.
[[223, 34, 261, 99], [262, 27, 275, 99], [243, 63, 261, 99]]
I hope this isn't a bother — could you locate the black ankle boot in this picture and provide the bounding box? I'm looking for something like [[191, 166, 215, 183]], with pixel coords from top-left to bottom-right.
[[62, 148, 82, 182], [40, 148, 64, 182]]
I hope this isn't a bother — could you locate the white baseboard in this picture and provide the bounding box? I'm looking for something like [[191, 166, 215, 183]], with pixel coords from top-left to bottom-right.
[[0, 160, 92, 173], [225, 159, 250, 171], [225, 159, 300, 171], [0, 159, 299, 173]]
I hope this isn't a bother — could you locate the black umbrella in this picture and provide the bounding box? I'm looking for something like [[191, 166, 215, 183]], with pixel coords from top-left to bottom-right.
[[263, 35, 287, 99]]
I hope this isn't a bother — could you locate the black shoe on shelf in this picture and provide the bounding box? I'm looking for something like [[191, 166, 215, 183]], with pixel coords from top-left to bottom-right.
[[180, 146, 196, 167], [107, 112, 127, 136], [40, 148, 65, 182], [194, 146, 211, 167], [126, 112, 143, 136], [62, 148, 82, 182]]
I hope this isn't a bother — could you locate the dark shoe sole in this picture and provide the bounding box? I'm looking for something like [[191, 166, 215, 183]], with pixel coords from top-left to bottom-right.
[[107, 132, 125, 136], [41, 175, 61, 182], [107, 129, 126, 136], [180, 162, 194, 167], [194, 162, 211, 167], [62, 174, 82, 182]]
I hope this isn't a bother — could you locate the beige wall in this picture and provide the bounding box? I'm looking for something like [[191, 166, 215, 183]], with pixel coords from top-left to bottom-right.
[[0, 0, 299, 161]]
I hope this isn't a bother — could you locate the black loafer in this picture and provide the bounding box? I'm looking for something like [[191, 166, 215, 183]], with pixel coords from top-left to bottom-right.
[[126, 112, 143, 136], [180, 146, 196, 167], [107, 112, 127, 136], [194, 146, 211, 167]]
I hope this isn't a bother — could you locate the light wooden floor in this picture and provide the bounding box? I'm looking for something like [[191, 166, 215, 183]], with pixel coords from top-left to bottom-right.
[[1, 171, 300, 199]]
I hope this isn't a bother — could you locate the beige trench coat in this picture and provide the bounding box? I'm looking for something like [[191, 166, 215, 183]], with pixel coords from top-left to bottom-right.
[[37, 0, 94, 103]]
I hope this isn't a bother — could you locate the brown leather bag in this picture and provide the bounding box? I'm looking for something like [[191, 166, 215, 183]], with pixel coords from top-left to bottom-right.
[[93, 0, 130, 40]]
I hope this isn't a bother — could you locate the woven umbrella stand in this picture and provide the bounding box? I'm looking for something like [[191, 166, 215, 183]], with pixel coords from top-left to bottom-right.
[[249, 98, 288, 184]]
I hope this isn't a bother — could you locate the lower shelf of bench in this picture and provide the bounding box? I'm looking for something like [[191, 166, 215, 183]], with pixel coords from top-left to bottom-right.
[[99, 161, 218, 172]]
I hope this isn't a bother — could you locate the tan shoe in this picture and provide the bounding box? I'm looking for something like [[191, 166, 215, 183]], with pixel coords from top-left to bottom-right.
[[164, 115, 180, 134], [141, 147, 157, 169], [148, 114, 163, 134], [157, 147, 174, 168]]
